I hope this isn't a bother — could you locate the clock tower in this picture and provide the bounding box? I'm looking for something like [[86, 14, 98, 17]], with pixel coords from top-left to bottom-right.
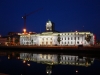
[[46, 20, 55, 32]]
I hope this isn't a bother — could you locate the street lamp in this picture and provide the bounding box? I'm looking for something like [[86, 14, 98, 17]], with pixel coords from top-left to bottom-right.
[[23, 28, 26, 34]]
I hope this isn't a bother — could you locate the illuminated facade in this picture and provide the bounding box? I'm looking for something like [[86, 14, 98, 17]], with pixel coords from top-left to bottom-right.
[[20, 53, 94, 67], [19, 20, 95, 46]]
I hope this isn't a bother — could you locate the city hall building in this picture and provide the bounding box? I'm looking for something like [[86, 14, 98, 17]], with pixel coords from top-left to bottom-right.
[[19, 20, 95, 46]]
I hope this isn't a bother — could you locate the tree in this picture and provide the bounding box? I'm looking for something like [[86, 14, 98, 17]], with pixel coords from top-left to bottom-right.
[[57, 34, 61, 45], [31, 39, 33, 45], [85, 35, 91, 42], [15, 38, 19, 45]]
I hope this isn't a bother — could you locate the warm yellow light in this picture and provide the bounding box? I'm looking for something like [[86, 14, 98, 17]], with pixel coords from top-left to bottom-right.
[[18, 57, 20, 59], [76, 70, 78, 73], [8, 57, 10, 59], [23, 60, 26, 63], [23, 29, 26, 33], [27, 64, 30, 66]]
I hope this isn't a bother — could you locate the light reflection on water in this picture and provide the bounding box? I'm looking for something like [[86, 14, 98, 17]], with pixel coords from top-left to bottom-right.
[[0, 51, 100, 75]]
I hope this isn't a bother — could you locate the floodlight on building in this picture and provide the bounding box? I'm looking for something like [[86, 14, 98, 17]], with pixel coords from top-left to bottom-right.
[[23, 28, 26, 33]]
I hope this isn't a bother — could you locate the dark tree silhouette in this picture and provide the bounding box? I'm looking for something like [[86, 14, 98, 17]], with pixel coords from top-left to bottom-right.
[[85, 35, 91, 42], [57, 34, 61, 45]]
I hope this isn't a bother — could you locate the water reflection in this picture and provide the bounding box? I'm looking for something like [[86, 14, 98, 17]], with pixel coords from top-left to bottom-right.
[[0, 51, 100, 75], [20, 53, 94, 67]]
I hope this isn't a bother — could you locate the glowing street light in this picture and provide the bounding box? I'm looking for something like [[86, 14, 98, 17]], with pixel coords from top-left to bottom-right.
[[23, 28, 26, 33]]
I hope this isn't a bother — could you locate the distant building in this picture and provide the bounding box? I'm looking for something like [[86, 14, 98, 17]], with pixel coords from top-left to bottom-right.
[[7, 32, 20, 45], [0, 37, 7, 45], [19, 20, 95, 46]]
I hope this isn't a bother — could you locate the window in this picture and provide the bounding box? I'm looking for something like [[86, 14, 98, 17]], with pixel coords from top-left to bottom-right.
[[42, 38, 44, 40], [77, 41, 79, 44], [42, 55, 44, 58], [65, 37, 66, 40], [68, 37, 69, 40], [51, 38, 52, 40], [46, 38, 48, 40], [71, 42, 72, 44], [78, 37, 79, 40], [68, 42, 69, 44], [74, 37, 76, 40], [65, 42, 66, 44], [71, 37, 72, 40], [46, 55, 48, 59], [62, 38, 63, 40], [62, 57, 63, 59], [78, 33, 79, 35], [65, 57, 66, 60], [51, 56, 52, 59]]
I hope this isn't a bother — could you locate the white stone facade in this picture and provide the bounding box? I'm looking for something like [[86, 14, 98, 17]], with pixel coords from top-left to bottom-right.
[[19, 32, 94, 46], [19, 21, 95, 46]]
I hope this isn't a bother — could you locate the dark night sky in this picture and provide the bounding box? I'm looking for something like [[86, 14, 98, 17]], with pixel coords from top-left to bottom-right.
[[0, 0, 100, 39]]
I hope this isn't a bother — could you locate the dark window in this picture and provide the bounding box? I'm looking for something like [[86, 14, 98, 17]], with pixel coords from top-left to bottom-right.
[[71, 37, 73, 40], [68, 37, 69, 40], [71, 42, 72, 44], [78, 37, 79, 40], [77, 41, 79, 44], [68, 42, 69, 44], [46, 56, 48, 59], [74, 37, 76, 40]]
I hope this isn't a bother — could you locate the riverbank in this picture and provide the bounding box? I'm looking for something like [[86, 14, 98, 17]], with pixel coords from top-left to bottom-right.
[[0, 45, 100, 53]]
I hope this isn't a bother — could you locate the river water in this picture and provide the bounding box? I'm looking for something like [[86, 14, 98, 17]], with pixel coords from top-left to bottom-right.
[[0, 51, 100, 75]]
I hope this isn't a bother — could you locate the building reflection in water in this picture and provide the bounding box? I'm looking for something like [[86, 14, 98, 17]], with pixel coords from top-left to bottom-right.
[[20, 53, 94, 67], [0, 52, 95, 75], [19, 53, 94, 75]]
